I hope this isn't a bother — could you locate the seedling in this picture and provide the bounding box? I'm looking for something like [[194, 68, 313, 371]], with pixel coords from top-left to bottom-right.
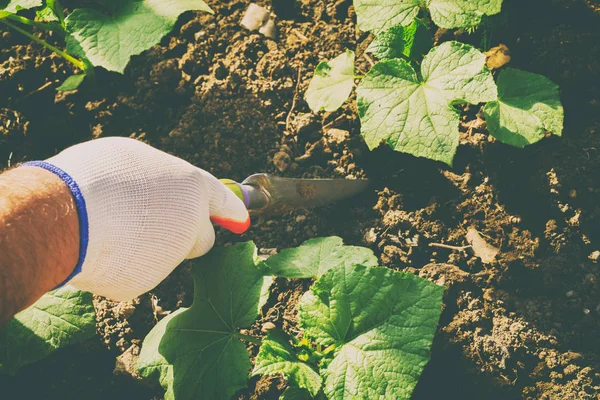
[[137, 237, 444, 399], [305, 0, 564, 165], [0, 0, 213, 90]]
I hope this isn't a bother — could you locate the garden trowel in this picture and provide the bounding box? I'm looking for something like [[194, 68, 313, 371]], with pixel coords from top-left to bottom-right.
[[220, 174, 369, 215]]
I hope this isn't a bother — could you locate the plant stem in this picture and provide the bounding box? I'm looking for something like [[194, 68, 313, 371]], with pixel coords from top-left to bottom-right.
[[3, 13, 58, 32], [0, 19, 84, 70], [235, 332, 262, 345]]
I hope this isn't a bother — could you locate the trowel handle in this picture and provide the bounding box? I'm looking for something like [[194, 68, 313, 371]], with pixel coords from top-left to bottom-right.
[[219, 178, 269, 211]]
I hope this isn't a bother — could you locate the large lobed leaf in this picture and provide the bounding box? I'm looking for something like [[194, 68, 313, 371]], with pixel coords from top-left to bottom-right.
[[355, 0, 503, 31], [65, 0, 213, 73], [484, 67, 563, 147], [305, 50, 356, 112], [300, 264, 445, 400], [252, 330, 322, 397], [357, 41, 497, 165], [264, 236, 378, 279], [1, 0, 42, 12], [354, 0, 421, 32], [0, 287, 96, 374], [137, 242, 272, 400], [428, 0, 503, 29]]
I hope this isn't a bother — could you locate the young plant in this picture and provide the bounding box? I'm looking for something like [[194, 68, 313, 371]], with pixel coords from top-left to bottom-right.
[[0, 0, 213, 90], [305, 0, 564, 165], [0, 287, 96, 374], [137, 237, 445, 400], [354, 0, 503, 31], [137, 242, 273, 400]]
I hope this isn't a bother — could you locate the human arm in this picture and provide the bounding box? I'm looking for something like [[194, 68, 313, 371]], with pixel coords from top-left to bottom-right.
[[0, 167, 79, 326], [0, 137, 250, 326]]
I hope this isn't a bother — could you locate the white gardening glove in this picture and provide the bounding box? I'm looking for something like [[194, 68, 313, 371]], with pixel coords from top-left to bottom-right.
[[23, 137, 250, 301]]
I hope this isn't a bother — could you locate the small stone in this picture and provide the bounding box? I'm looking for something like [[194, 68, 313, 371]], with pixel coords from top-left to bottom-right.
[[291, 113, 319, 138], [261, 322, 276, 333], [114, 345, 140, 378], [240, 3, 269, 31], [273, 151, 291, 172], [326, 128, 350, 145], [364, 228, 377, 245], [258, 19, 277, 39]]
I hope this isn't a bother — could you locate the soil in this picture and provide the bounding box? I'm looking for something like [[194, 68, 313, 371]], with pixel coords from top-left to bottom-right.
[[1, 0, 600, 399]]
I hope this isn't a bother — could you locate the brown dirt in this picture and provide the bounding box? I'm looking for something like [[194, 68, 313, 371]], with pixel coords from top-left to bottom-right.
[[1, 0, 600, 399]]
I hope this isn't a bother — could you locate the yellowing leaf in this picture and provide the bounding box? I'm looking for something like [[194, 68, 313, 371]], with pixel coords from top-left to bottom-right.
[[305, 50, 355, 112]]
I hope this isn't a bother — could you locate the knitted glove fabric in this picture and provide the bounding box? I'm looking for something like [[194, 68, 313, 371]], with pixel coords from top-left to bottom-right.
[[25, 137, 250, 301]]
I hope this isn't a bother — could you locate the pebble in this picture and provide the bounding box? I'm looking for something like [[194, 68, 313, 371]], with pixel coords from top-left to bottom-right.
[[261, 322, 276, 333], [273, 151, 291, 172], [364, 228, 377, 245]]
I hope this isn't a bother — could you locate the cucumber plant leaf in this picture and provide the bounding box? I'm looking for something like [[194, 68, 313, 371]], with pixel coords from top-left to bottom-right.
[[305, 50, 355, 112], [36, 6, 60, 22], [0, 287, 96, 375], [299, 264, 444, 399], [1, 0, 42, 12], [264, 236, 378, 279], [57, 74, 86, 91], [357, 41, 497, 165], [355, 0, 503, 32], [484, 68, 563, 148], [65, 0, 213, 73], [354, 0, 421, 32], [137, 242, 272, 400], [252, 330, 322, 397], [366, 19, 432, 61], [279, 387, 314, 399], [428, 0, 503, 29]]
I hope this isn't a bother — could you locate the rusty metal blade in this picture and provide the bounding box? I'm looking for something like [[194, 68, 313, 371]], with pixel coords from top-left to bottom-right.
[[240, 173, 370, 215]]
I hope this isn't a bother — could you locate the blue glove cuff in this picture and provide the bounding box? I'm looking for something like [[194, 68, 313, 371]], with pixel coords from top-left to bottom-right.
[[21, 161, 89, 289]]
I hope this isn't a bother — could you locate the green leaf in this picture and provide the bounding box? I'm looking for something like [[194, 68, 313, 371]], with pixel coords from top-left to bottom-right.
[[0, 287, 96, 375], [367, 19, 432, 61], [428, 0, 503, 29], [299, 264, 444, 399], [36, 6, 59, 22], [137, 242, 272, 400], [252, 330, 322, 397], [56, 74, 86, 91], [264, 236, 378, 279], [357, 41, 497, 165], [484, 68, 563, 148], [65, 0, 213, 73], [305, 50, 355, 112], [279, 387, 313, 400], [2, 0, 42, 12], [354, 0, 421, 32], [355, 0, 503, 32]]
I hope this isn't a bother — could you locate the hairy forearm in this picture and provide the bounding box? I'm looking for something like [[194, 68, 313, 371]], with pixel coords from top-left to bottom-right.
[[0, 167, 79, 326]]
